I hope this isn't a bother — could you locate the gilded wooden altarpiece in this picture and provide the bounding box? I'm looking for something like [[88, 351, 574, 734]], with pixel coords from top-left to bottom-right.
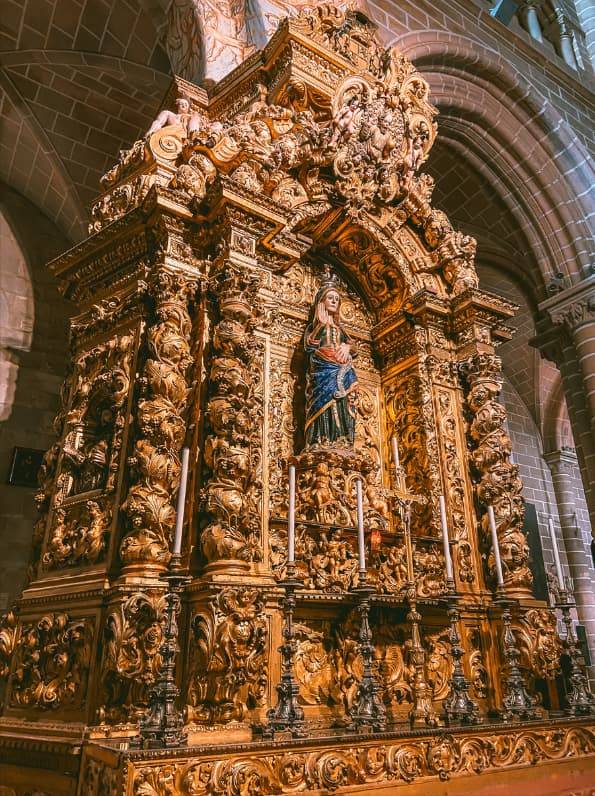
[[0, 8, 593, 795]]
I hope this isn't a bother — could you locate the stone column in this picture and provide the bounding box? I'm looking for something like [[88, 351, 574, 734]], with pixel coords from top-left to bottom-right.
[[539, 277, 595, 534], [544, 448, 595, 687]]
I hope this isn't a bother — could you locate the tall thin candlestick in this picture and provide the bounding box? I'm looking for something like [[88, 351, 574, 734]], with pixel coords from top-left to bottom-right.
[[439, 495, 454, 582], [288, 464, 296, 565], [172, 446, 190, 556], [356, 478, 366, 573], [487, 505, 504, 587], [548, 516, 564, 589], [391, 435, 400, 470]]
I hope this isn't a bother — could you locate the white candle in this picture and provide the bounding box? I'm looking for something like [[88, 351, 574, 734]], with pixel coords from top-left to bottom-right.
[[487, 505, 504, 587], [288, 464, 296, 564], [172, 446, 190, 556], [356, 478, 366, 572], [439, 495, 454, 581], [391, 435, 400, 469], [548, 516, 564, 588]]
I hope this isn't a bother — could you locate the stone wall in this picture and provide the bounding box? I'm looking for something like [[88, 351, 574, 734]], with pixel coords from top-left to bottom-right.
[[0, 186, 70, 607]]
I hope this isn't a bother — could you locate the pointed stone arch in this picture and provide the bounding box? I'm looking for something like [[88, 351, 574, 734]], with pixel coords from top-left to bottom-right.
[[395, 30, 594, 288]]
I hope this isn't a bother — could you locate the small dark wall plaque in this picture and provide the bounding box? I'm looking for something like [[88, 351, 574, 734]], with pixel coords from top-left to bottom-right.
[[523, 501, 548, 602], [7, 446, 45, 488]]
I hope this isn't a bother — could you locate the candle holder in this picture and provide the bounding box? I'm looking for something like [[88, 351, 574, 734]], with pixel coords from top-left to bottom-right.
[[349, 576, 387, 732], [136, 554, 190, 748], [262, 569, 306, 738], [441, 589, 481, 725], [495, 594, 541, 722], [406, 586, 439, 728], [556, 589, 594, 716]]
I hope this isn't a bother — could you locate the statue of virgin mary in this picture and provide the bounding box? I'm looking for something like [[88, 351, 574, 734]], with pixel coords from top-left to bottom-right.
[[303, 275, 358, 448]]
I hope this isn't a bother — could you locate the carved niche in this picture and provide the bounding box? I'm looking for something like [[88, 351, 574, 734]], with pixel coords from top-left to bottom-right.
[[97, 591, 166, 723], [9, 612, 93, 711], [267, 263, 389, 543], [55, 332, 135, 503], [36, 332, 134, 575], [186, 588, 268, 724]]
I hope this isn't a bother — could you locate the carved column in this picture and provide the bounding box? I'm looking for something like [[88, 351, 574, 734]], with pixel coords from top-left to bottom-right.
[[544, 448, 595, 685], [461, 351, 532, 596], [200, 259, 263, 573], [539, 277, 595, 534], [120, 267, 198, 576]]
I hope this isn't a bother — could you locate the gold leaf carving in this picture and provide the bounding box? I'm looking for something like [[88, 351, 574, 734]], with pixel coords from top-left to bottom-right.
[[97, 592, 166, 723], [186, 588, 267, 723], [9, 613, 93, 710]]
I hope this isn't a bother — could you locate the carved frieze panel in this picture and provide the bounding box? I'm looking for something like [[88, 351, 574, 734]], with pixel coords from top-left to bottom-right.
[[514, 608, 563, 681], [286, 614, 413, 717], [433, 385, 475, 585], [55, 331, 135, 505], [125, 724, 595, 794], [9, 612, 93, 711], [97, 591, 166, 724], [270, 522, 446, 599], [384, 370, 440, 538], [186, 588, 268, 724]]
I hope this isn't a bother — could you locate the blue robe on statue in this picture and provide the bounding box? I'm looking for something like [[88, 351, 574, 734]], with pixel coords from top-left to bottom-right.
[[304, 320, 358, 447]]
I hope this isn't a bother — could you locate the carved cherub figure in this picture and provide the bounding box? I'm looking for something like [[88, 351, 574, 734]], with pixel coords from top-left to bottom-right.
[[318, 529, 350, 578], [145, 97, 202, 138], [307, 462, 334, 515], [407, 120, 430, 175], [365, 483, 389, 522], [329, 94, 361, 146]]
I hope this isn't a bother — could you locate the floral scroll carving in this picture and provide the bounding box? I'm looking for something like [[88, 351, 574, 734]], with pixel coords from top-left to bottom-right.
[[97, 591, 166, 723], [186, 587, 267, 724], [131, 719, 595, 795], [200, 264, 264, 566], [42, 500, 111, 570], [435, 386, 475, 584], [467, 627, 489, 700], [287, 616, 412, 715], [0, 608, 18, 682], [121, 270, 198, 567], [462, 353, 533, 593], [514, 608, 563, 681], [9, 612, 92, 710]]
